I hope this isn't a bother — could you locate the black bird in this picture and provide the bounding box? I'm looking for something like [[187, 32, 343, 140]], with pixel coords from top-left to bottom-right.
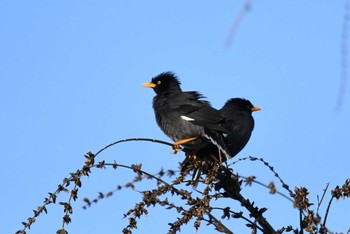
[[181, 98, 260, 184], [143, 71, 231, 159]]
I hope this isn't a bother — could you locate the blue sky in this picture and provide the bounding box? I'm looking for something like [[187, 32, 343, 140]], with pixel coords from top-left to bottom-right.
[[1, 1, 349, 233]]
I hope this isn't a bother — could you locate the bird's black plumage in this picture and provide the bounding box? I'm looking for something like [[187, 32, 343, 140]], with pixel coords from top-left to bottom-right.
[[143, 72, 230, 157], [220, 98, 258, 156], [181, 98, 260, 185]]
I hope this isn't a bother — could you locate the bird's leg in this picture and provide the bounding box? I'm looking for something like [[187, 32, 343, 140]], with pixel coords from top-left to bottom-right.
[[218, 149, 222, 165], [171, 136, 198, 154], [188, 154, 197, 161]]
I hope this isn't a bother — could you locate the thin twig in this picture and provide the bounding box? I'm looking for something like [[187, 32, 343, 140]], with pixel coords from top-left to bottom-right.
[[94, 137, 174, 157], [336, 0, 350, 110], [225, 0, 253, 48], [239, 175, 294, 203], [231, 189, 275, 233], [212, 207, 264, 233], [323, 196, 335, 228], [299, 208, 304, 234], [230, 156, 293, 195], [317, 183, 330, 215]]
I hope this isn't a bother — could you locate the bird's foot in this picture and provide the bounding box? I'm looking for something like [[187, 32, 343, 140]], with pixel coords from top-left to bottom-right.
[[171, 144, 183, 154], [171, 136, 198, 154]]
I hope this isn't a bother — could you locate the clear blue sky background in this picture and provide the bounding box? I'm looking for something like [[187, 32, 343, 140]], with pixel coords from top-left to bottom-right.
[[1, 1, 349, 233]]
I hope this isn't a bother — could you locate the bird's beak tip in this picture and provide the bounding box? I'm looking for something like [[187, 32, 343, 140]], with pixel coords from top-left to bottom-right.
[[251, 107, 261, 112], [143, 82, 156, 88]]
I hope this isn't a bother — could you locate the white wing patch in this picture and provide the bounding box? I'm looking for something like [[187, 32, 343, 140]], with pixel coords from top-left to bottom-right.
[[181, 115, 195, 122]]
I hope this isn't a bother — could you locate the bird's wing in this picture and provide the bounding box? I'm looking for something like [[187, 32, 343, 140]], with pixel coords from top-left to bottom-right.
[[172, 92, 229, 133], [169, 91, 231, 158], [178, 104, 228, 132]]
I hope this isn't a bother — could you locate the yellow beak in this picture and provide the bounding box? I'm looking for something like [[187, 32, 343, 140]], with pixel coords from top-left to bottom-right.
[[251, 106, 261, 112], [143, 82, 156, 88]]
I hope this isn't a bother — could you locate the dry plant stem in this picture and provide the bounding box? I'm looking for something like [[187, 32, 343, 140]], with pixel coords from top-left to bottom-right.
[[60, 138, 175, 231], [225, 0, 252, 47], [94, 138, 174, 156], [240, 175, 293, 203], [206, 214, 234, 234], [219, 169, 276, 234], [317, 183, 329, 215], [322, 196, 335, 228], [101, 163, 233, 234], [299, 209, 304, 234], [212, 207, 264, 233], [62, 171, 81, 230], [230, 191, 275, 234], [18, 137, 350, 234], [17, 138, 175, 233], [175, 174, 293, 205], [337, 0, 350, 109], [231, 156, 294, 195]]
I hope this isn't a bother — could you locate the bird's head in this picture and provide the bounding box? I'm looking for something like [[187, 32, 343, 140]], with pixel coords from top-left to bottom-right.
[[223, 98, 261, 113], [143, 72, 182, 94]]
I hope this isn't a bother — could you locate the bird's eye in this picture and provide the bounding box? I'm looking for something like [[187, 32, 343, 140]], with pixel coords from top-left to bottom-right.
[[157, 81, 162, 85]]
